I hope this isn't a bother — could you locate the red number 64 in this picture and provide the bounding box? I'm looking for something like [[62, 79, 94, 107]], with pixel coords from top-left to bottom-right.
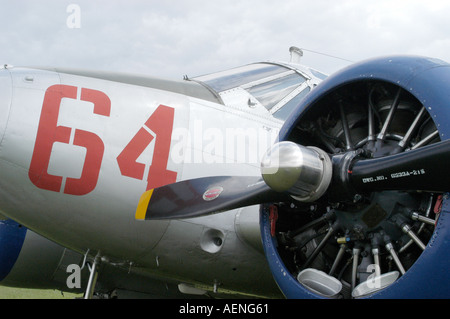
[[29, 84, 111, 195]]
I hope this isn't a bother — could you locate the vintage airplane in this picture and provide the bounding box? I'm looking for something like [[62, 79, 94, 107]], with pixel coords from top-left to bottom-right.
[[0, 47, 448, 299]]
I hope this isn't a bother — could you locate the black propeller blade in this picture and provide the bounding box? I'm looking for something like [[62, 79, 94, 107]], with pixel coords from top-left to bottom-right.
[[349, 139, 450, 193], [136, 175, 289, 220]]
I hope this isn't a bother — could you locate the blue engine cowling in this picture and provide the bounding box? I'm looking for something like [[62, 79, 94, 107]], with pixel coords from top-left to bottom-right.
[[261, 56, 450, 299], [0, 219, 27, 282]]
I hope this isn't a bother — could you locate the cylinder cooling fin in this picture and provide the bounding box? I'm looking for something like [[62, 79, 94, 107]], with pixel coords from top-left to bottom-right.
[[260, 56, 450, 299]]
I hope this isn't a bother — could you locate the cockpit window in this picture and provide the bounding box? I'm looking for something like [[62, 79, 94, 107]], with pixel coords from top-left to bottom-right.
[[309, 68, 328, 80], [273, 86, 311, 120], [195, 63, 289, 92], [194, 62, 315, 122], [247, 73, 306, 112]]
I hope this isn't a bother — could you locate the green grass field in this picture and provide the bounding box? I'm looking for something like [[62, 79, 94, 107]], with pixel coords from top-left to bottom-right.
[[0, 286, 82, 299]]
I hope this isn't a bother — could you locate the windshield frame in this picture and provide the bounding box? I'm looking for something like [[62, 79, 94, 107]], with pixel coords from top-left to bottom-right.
[[192, 62, 317, 121]]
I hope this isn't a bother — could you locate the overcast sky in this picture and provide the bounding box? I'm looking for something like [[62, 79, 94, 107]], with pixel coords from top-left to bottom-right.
[[1, 0, 449, 79]]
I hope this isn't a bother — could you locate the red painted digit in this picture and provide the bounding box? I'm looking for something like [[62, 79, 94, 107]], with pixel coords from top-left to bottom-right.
[[29, 85, 111, 195], [144, 105, 177, 190], [117, 104, 177, 190], [29, 85, 76, 192], [117, 127, 153, 180]]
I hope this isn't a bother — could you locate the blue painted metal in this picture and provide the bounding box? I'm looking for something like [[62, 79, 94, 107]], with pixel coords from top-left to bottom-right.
[[261, 55, 450, 298], [0, 219, 27, 281]]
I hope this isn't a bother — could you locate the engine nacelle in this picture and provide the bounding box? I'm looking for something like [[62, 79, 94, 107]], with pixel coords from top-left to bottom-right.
[[0, 218, 85, 291], [260, 56, 450, 298], [0, 219, 217, 298]]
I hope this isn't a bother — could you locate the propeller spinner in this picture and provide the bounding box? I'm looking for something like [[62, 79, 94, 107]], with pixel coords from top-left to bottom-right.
[[260, 141, 332, 202]]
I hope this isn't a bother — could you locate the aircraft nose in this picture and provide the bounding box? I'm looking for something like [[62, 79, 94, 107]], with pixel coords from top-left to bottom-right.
[[0, 67, 12, 143]]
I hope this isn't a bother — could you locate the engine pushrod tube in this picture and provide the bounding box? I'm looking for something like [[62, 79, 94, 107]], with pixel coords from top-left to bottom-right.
[[411, 212, 435, 225], [301, 223, 337, 269], [385, 242, 406, 275], [351, 247, 360, 291], [372, 248, 381, 277], [329, 244, 346, 276], [377, 87, 402, 141], [401, 224, 426, 250], [398, 107, 426, 149]]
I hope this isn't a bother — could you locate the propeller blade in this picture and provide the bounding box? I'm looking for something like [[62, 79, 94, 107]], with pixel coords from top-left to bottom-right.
[[349, 139, 450, 193], [136, 175, 289, 220]]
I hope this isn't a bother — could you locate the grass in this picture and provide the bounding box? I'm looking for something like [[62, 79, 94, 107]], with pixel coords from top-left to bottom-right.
[[0, 286, 82, 299]]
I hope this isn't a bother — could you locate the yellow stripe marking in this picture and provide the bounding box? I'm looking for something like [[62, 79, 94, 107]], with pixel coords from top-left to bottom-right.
[[135, 189, 154, 220]]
